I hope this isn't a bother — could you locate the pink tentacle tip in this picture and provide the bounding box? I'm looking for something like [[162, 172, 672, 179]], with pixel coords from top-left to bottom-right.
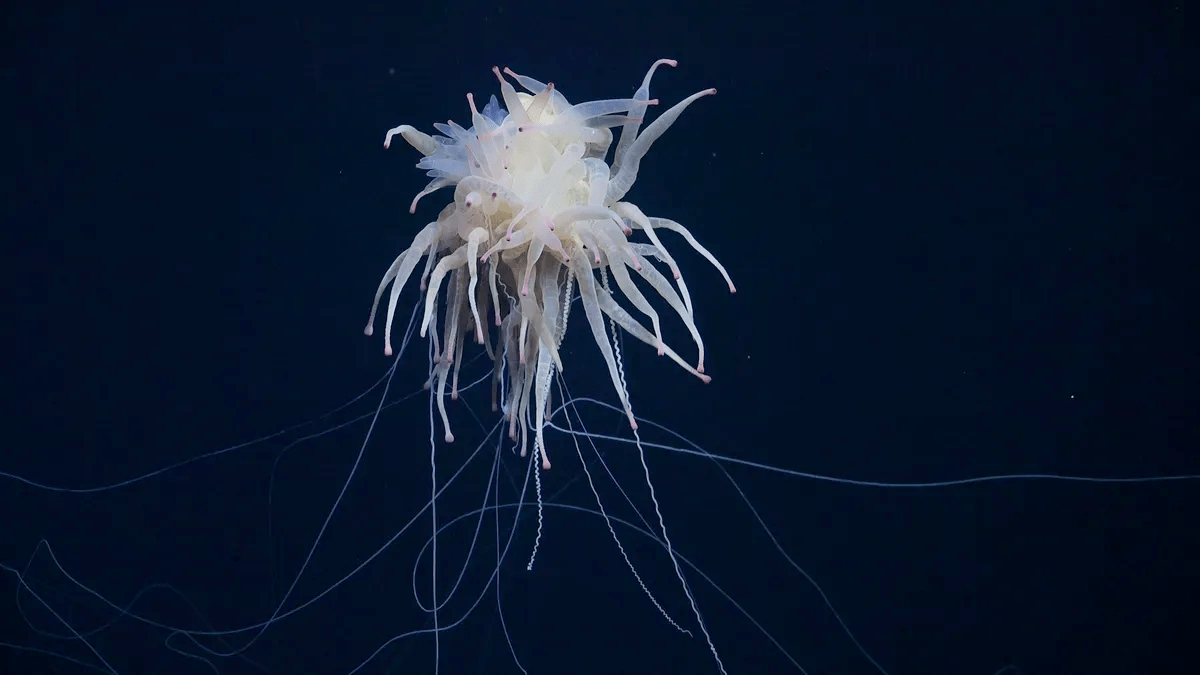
[[444, 432, 455, 443], [542, 458, 551, 470], [384, 345, 394, 357]]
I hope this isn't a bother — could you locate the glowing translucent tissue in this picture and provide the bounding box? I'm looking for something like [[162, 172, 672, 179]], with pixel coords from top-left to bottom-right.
[[364, 60, 734, 469]]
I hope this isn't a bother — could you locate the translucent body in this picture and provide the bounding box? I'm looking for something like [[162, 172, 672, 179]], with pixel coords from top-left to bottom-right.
[[365, 61, 733, 469]]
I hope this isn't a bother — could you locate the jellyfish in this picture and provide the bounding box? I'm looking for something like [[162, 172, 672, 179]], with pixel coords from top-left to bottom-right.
[[361, 59, 737, 673]]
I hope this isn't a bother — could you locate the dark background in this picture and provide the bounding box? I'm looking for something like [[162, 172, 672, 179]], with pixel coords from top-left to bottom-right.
[[2, 1, 1197, 674]]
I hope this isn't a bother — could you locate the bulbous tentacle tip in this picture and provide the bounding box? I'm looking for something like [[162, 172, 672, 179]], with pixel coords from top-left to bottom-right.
[[364, 325, 374, 336], [444, 432, 455, 443]]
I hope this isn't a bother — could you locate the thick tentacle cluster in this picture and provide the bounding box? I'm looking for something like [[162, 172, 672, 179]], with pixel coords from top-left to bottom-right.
[[366, 61, 733, 468]]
